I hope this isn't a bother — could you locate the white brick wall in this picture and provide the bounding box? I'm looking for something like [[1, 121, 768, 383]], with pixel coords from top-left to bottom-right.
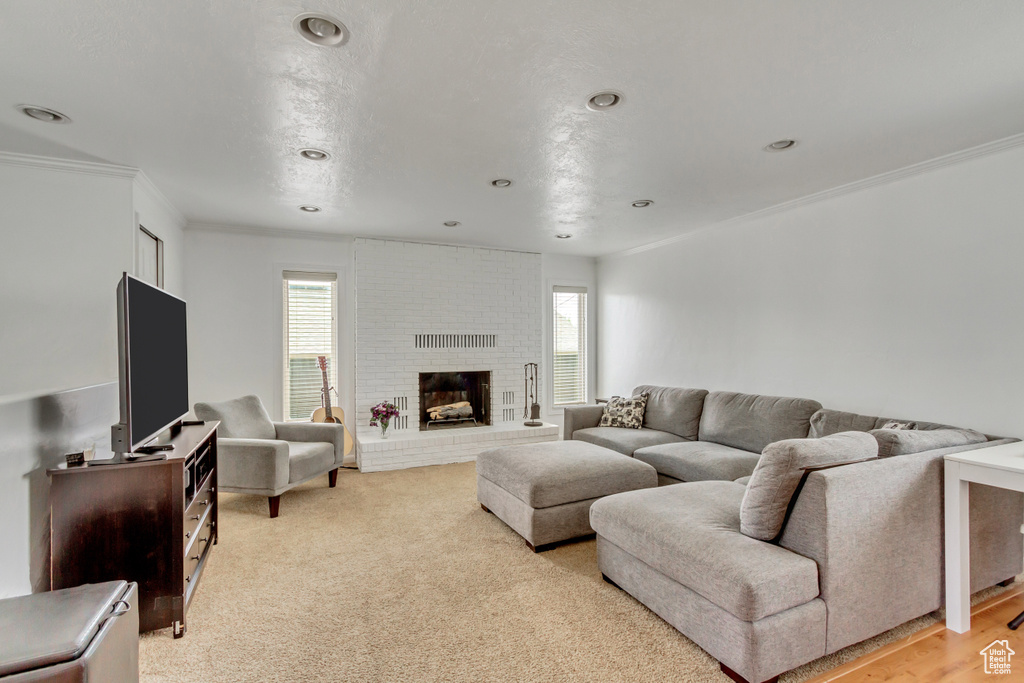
[[354, 239, 544, 469], [357, 423, 558, 472]]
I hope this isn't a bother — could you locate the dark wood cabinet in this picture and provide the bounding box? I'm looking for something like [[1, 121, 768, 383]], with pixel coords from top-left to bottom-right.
[[49, 422, 218, 637]]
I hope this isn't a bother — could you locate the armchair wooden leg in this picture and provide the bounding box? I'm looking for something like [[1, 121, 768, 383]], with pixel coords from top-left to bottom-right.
[[268, 495, 281, 518], [329, 468, 339, 488]]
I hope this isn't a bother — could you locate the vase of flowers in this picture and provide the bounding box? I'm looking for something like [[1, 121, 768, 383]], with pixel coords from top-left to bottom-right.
[[370, 401, 400, 439]]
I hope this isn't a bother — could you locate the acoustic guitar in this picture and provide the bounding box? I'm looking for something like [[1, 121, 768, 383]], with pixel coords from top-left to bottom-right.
[[311, 356, 354, 456], [311, 356, 342, 424]]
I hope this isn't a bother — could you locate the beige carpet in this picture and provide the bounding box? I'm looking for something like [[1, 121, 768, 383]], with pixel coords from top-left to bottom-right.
[[140, 461, 1010, 682]]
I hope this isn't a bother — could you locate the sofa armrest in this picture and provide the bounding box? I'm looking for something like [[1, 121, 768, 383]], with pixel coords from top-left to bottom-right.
[[274, 422, 345, 465], [218, 438, 290, 493], [779, 440, 1023, 654], [563, 405, 605, 440]]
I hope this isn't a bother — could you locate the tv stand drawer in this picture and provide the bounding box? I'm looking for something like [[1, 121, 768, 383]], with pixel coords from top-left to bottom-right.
[[184, 476, 214, 543]]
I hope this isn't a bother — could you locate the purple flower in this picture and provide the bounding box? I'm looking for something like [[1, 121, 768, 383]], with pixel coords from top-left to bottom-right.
[[369, 401, 400, 427]]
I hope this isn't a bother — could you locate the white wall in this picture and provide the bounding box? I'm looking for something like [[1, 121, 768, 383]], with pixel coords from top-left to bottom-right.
[[0, 162, 133, 400], [542, 253, 598, 433], [598, 143, 1024, 437], [132, 176, 186, 297], [183, 228, 356, 440], [0, 156, 185, 597], [0, 383, 117, 597], [0, 160, 186, 401]]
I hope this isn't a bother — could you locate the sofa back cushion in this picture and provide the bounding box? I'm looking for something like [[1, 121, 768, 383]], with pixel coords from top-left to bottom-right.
[[633, 385, 709, 439], [808, 408, 958, 438], [871, 428, 987, 457], [808, 409, 881, 438], [193, 394, 276, 439], [741, 431, 878, 541], [699, 391, 822, 453], [808, 408, 990, 457]]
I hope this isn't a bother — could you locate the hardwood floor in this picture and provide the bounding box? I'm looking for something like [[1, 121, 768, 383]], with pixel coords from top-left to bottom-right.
[[806, 587, 1024, 681]]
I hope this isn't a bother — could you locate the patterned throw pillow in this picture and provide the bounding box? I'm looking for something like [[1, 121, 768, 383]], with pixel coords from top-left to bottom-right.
[[599, 393, 649, 429], [880, 420, 918, 430]]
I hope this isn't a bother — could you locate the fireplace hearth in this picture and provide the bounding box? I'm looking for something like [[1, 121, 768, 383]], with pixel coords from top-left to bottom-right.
[[419, 371, 490, 430]]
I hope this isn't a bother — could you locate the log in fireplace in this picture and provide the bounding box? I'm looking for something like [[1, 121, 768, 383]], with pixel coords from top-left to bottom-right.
[[418, 371, 490, 430]]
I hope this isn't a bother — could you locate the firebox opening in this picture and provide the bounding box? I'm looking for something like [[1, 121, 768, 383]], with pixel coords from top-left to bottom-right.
[[419, 371, 491, 430]]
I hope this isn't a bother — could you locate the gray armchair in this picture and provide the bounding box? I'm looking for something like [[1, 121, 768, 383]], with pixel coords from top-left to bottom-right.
[[193, 395, 347, 518]]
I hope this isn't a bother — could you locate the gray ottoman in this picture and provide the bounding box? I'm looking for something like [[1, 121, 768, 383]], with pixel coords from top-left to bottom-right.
[[476, 440, 658, 552]]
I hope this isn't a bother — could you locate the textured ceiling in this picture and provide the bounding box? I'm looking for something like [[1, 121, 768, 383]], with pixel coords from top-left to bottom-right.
[[2, 1, 1024, 256]]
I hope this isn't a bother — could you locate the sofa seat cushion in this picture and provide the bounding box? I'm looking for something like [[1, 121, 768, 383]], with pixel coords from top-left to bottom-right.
[[287, 441, 335, 483], [699, 391, 822, 453], [573, 427, 687, 456], [476, 440, 657, 509], [633, 385, 709, 439], [590, 482, 820, 621], [634, 441, 760, 482]]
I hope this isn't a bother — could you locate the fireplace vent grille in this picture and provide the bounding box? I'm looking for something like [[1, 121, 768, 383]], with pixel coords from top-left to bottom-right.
[[415, 334, 496, 349], [391, 396, 409, 430]]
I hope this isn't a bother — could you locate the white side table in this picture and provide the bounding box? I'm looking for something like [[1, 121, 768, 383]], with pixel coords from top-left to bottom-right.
[[944, 441, 1024, 632]]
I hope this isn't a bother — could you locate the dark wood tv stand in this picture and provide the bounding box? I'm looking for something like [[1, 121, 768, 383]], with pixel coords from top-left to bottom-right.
[[48, 421, 219, 638]]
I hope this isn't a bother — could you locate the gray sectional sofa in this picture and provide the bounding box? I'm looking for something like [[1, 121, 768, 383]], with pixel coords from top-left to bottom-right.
[[567, 385, 823, 485], [565, 386, 1023, 683]]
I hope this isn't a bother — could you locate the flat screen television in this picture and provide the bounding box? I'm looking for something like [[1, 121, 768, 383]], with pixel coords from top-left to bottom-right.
[[112, 273, 189, 454]]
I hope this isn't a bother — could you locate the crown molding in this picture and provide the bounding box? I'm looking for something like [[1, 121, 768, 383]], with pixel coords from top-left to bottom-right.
[[186, 222, 355, 242], [0, 152, 188, 227], [133, 171, 186, 227], [606, 131, 1024, 261], [0, 150, 137, 179]]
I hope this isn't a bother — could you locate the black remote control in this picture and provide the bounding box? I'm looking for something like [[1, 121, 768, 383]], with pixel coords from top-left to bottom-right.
[[135, 444, 174, 454]]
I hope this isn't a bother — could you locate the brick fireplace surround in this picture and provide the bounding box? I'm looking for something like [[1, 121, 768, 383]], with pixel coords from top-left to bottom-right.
[[354, 239, 557, 471]]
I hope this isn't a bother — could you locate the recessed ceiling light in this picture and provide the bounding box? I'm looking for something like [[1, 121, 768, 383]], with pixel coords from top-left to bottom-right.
[[764, 139, 797, 152], [631, 200, 654, 208], [298, 148, 330, 161], [586, 91, 623, 111], [443, 221, 460, 227], [555, 234, 572, 239], [299, 205, 321, 213], [293, 13, 349, 47], [491, 179, 512, 188], [17, 105, 71, 124]]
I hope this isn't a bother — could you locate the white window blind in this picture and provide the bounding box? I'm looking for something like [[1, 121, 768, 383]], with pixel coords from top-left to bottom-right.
[[553, 285, 587, 405], [283, 271, 338, 421]]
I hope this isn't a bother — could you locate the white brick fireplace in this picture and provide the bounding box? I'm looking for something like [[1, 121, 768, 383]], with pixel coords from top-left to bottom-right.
[[354, 239, 555, 471]]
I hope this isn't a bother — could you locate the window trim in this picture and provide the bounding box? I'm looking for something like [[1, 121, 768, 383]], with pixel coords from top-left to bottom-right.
[[136, 225, 164, 288], [281, 269, 339, 422], [548, 281, 590, 410]]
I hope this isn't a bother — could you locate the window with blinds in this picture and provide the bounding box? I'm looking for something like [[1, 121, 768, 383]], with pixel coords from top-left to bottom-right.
[[552, 285, 587, 405], [283, 271, 338, 421]]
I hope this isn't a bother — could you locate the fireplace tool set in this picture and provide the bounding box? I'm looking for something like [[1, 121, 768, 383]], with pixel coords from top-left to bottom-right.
[[524, 363, 542, 427]]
